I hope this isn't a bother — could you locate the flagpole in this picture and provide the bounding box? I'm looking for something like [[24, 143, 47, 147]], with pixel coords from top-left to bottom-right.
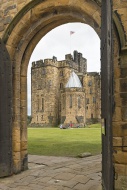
[[70, 33, 71, 54], [70, 31, 75, 55]]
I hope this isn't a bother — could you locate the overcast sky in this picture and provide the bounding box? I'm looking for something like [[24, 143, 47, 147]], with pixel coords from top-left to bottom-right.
[[27, 23, 100, 115]]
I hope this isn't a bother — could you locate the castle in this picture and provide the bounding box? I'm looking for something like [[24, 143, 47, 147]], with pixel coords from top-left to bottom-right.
[[31, 51, 101, 127]]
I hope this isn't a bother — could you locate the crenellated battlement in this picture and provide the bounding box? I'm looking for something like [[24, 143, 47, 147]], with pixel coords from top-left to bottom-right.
[[32, 51, 87, 73]]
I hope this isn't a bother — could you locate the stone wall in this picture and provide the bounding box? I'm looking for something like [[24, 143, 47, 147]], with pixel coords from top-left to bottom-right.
[[84, 72, 101, 124], [31, 52, 101, 127], [31, 63, 59, 126], [112, 1, 127, 189], [61, 88, 86, 127], [0, 0, 127, 188]]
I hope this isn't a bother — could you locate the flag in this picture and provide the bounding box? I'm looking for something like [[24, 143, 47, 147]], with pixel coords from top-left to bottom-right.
[[70, 31, 75, 35]]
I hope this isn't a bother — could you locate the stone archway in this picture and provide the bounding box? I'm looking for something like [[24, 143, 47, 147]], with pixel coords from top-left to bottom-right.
[[0, 0, 127, 189], [2, 0, 101, 174]]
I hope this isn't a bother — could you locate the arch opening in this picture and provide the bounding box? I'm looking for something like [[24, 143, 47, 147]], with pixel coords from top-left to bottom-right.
[[2, 0, 101, 172], [1, 1, 121, 180]]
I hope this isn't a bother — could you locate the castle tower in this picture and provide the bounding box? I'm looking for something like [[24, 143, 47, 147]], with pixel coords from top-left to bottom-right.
[[30, 51, 100, 127], [31, 59, 60, 127], [61, 71, 86, 127]]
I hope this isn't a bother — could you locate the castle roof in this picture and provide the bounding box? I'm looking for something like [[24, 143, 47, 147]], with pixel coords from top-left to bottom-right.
[[65, 71, 82, 88]]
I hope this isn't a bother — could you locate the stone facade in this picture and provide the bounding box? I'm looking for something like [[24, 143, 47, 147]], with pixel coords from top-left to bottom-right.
[[31, 51, 101, 127], [0, 0, 127, 188]]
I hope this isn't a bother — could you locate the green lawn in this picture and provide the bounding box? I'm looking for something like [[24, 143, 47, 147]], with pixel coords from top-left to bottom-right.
[[28, 127, 101, 157]]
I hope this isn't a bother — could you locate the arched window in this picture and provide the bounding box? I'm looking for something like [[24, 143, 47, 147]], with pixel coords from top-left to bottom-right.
[[93, 97, 96, 103], [49, 80, 52, 87], [78, 96, 81, 108], [88, 80, 92, 86], [59, 103, 61, 111], [42, 98, 44, 111], [90, 88, 92, 94], [60, 70, 63, 76], [70, 95, 72, 108], [60, 83, 63, 89], [86, 98, 89, 104], [37, 96, 39, 111], [62, 95, 65, 109], [42, 69, 46, 75]]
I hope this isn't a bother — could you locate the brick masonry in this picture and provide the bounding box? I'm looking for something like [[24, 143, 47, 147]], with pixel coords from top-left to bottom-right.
[[0, 0, 127, 189]]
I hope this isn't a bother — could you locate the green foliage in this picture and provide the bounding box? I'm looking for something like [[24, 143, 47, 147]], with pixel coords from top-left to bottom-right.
[[28, 128, 101, 157], [27, 115, 32, 125]]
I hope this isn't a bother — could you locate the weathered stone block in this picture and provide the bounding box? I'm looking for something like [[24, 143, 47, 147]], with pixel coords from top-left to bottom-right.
[[113, 150, 127, 164], [112, 107, 121, 122], [115, 164, 127, 176], [122, 98, 127, 107], [114, 94, 121, 107], [13, 152, 21, 161], [121, 108, 127, 122], [13, 159, 21, 174], [120, 50, 127, 68], [113, 137, 122, 147], [114, 79, 120, 93], [114, 67, 120, 79], [120, 68, 127, 78], [12, 127, 20, 139], [21, 141, 27, 151], [122, 136, 127, 151], [120, 79, 127, 92], [120, 93, 127, 99], [13, 142, 20, 152], [4, 16, 12, 25], [4, 4, 16, 16], [0, 24, 4, 32], [115, 175, 127, 190]]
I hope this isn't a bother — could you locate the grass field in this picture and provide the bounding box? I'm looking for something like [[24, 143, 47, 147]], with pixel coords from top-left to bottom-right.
[[28, 125, 101, 157]]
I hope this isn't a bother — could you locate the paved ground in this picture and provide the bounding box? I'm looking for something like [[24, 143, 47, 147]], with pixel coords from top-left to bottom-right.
[[0, 155, 102, 190]]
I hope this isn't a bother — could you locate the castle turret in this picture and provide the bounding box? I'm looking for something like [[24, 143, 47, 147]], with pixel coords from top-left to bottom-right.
[[61, 71, 86, 127]]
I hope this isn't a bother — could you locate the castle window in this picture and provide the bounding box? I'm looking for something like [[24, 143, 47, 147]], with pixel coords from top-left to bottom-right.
[[62, 95, 65, 109], [38, 85, 41, 90], [37, 96, 39, 111], [90, 88, 92, 94], [41, 115, 43, 121], [91, 113, 93, 119], [37, 115, 38, 121], [60, 70, 63, 76], [78, 96, 81, 108], [84, 65, 86, 72], [93, 97, 96, 103], [49, 80, 52, 87], [70, 95, 72, 108], [86, 98, 89, 104], [42, 69, 46, 75], [88, 81, 92, 86], [42, 98, 44, 111], [59, 103, 61, 111], [60, 83, 63, 89]]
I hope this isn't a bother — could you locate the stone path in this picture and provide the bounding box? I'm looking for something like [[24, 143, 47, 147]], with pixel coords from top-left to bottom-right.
[[0, 155, 102, 190]]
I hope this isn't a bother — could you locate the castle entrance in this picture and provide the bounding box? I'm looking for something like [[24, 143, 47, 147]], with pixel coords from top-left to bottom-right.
[[0, 0, 127, 189]]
